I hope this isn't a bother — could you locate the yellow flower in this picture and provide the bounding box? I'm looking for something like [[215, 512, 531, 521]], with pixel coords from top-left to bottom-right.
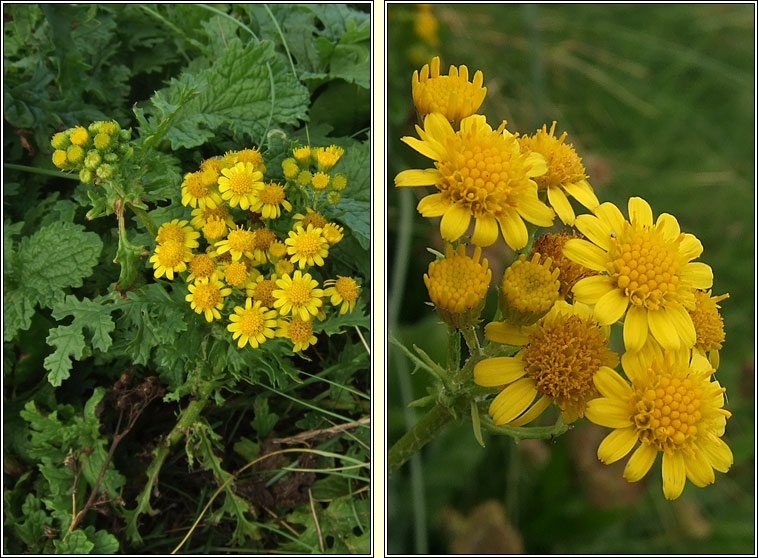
[[201, 217, 228, 242], [149, 240, 191, 280], [324, 276, 361, 315], [322, 222, 344, 245], [93, 133, 111, 150], [475, 301, 619, 426], [246, 274, 278, 307], [585, 348, 732, 500], [297, 170, 312, 186], [311, 171, 330, 190], [499, 253, 561, 326], [51, 132, 70, 150], [277, 316, 318, 352], [285, 224, 329, 269], [518, 122, 599, 225], [564, 197, 713, 352], [414, 4, 439, 47], [181, 171, 222, 209], [222, 260, 254, 288], [69, 125, 89, 146], [190, 205, 235, 230], [424, 243, 491, 328], [331, 173, 347, 191], [185, 277, 231, 322], [252, 181, 291, 219], [268, 239, 287, 260], [199, 157, 221, 184], [66, 145, 84, 165], [292, 208, 328, 230], [282, 157, 299, 179], [252, 227, 276, 262], [530, 232, 599, 299], [218, 161, 264, 210], [227, 298, 278, 349], [293, 145, 312, 165], [276, 259, 294, 276], [272, 270, 324, 321], [411, 56, 487, 123], [219, 150, 238, 170], [52, 150, 69, 169], [187, 253, 218, 283], [315, 145, 344, 170], [689, 290, 729, 369], [156, 219, 200, 249], [235, 147, 264, 170], [395, 113, 554, 249], [214, 226, 255, 261]]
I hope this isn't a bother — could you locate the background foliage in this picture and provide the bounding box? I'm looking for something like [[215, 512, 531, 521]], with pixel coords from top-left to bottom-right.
[[387, 4, 754, 554], [4, 3, 370, 554]]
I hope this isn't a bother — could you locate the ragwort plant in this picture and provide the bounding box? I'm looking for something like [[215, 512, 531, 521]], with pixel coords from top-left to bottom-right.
[[4, 4, 370, 554], [390, 54, 732, 502]]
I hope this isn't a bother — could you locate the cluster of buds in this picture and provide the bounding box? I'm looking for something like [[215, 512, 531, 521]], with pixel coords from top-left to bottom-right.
[[51, 120, 132, 184], [150, 145, 361, 353], [282, 144, 348, 208]]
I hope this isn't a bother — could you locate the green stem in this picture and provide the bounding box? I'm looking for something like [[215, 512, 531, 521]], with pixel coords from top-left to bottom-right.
[[446, 325, 461, 375], [129, 204, 158, 239], [4, 163, 76, 179], [460, 325, 481, 360]]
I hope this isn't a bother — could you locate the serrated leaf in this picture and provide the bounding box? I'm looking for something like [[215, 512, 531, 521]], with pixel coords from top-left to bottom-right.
[[3, 290, 35, 342], [284, 496, 370, 554], [150, 39, 309, 150], [15, 221, 103, 309], [43, 324, 86, 386], [315, 305, 369, 336], [82, 526, 120, 554], [51, 295, 116, 352], [54, 529, 94, 554]]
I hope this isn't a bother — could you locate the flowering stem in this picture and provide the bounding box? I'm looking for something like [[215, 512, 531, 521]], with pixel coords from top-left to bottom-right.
[[4, 163, 76, 179], [460, 325, 481, 358], [479, 414, 570, 441], [446, 325, 460, 375], [128, 203, 158, 239]]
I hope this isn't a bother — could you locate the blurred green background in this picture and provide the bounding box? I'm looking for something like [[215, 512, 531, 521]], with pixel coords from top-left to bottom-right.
[[386, 3, 755, 554]]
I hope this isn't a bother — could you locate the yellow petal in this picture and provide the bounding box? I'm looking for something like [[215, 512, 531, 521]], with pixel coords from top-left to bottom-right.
[[593, 366, 633, 400], [683, 451, 715, 488], [574, 213, 612, 252], [417, 192, 450, 217], [563, 238, 608, 272], [423, 112, 455, 144], [524, 152, 548, 177], [484, 322, 530, 345], [585, 398, 633, 428], [597, 427, 638, 464], [628, 196, 653, 228], [395, 168, 440, 187], [699, 438, 733, 473], [623, 304, 649, 352], [571, 275, 615, 304], [593, 201, 626, 235], [400, 135, 442, 161], [474, 356, 526, 387], [667, 304, 697, 348], [563, 179, 599, 210], [648, 307, 682, 350], [547, 186, 575, 225], [623, 443, 658, 482], [490, 378, 537, 425], [593, 288, 629, 326], [679, 233, 703, 260], [471, 214, 499, 247], [439, 204, 471, 241], [661, 451, 686, 500], [679, 262, 713, 290], [655, 212, 681, 241], [499, 212, 528, 251], [509, 395, 552, 427], [514, 194, 555, 227]]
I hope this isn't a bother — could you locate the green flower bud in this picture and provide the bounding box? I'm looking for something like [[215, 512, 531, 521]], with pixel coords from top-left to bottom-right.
[[104, 153, 119, 163], [84, 150, 102, 170], [51, 132, 70, 150], [93, 132, 111, 150], [66, 144, 85, 165], [79, 168, 93, 183], [96, 163, 114, 180], [327, 191, 341, 206]]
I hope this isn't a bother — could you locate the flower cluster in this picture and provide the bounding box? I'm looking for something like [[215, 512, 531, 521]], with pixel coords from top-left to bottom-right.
[[150, 146, 361, 353], [396, 56, 732, 500], [51, 120, 132, 184]]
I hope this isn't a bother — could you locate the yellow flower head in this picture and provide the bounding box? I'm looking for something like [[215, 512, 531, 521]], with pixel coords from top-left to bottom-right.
[[156, 219, 200, 249], [530, 232, 599, 299], [315, 145, 344, 171], [181, 171, 222, 209], [475, 301, 619, 426], [235, 147, 264, 170], [252, 181, 292, 219], [424, 243, 491, 328], [251, 226, 276, 262], [499, 253, 561, 326], [276, 258, 295, 277], [518, 121, 599, 225], [414, 4, 439, 47], [297, 170, 313, 186], [66, 145, 85, 165], [282, 157, 299, 179], [272, 270, 324, 321], [293, 208, 328, 231], [268, 239, 288, 260], [322, 222, 344, 245], [201, 217, 228, 242], [586, 348, 732, 501], [395, 113, 554, 249], [311, 171, 330, 190], [149, 240, 191, 280], [564, 197, 713, 352], [69, 126, 89, 146], [218, 161, 264, 210], [331, 173, 348, 191], [185, 276, 231, 322], [247, 274, 278, 307], [324, 276, 361, 315], [214, 226, 255, 261], [222, 259, 254, 288], [52, 150, 69, 169], [199, 157, 221, 184], [219, 150, 238, 170], [412, 56, 487, 123], [93, 132, 111, 150], [227, 298, 278, 349], [277, 316, 318, 352], [285, 224, 329, 269], [190, 205, 234, 229], [293, 146, 312, 165], [51, 131, 70, 150], [187, 253, 218, 283], [689, 290, 729, 369]]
